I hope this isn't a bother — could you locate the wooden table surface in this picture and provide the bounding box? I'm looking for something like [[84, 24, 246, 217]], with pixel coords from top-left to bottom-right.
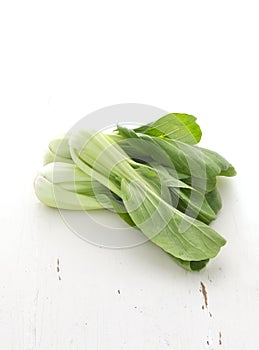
[[1, 1, 259, 349]]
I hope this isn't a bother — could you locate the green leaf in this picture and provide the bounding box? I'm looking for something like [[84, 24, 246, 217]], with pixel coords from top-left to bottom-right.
[[144, 164, 217, 224], [116, 135, 219, 192], [115, 132, 236, 193], [205, 188, 222, 215], [117, 124, 139, 139], [121, 178, 226, 261], [199, 148, 237, 177], [110, 197, 137, 228], [170, 255, 209, 271], [183, 176, 217, 193], [170, 187, 216, 224], [132, 123, 152, 134], [134, 113, 202, 145]]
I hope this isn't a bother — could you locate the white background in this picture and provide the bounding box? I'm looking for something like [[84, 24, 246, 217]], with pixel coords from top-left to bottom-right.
[[0, 1, 259, 349]]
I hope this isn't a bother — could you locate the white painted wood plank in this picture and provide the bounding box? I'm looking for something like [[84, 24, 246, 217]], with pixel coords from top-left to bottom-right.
[[1, 1, 259, 349]]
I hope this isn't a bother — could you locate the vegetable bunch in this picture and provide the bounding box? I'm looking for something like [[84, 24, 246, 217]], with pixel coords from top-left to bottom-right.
[[34, 113, 236, 271]]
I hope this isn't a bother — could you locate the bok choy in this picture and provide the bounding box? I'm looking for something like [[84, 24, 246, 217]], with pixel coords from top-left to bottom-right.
[[34, 113, 236, 271]]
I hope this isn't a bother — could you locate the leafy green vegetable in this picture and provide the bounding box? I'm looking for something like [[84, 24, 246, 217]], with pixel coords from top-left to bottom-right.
[[69, 129, 226, 264], [34, 112, 236, 271]]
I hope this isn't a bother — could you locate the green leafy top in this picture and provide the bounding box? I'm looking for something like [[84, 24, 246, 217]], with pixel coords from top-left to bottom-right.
[[134, 113, 202, 144]]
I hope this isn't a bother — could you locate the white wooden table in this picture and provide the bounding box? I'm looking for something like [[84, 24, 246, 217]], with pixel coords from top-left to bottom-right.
[[1, 1, 258, 349], [1, 173, 258, 350]]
